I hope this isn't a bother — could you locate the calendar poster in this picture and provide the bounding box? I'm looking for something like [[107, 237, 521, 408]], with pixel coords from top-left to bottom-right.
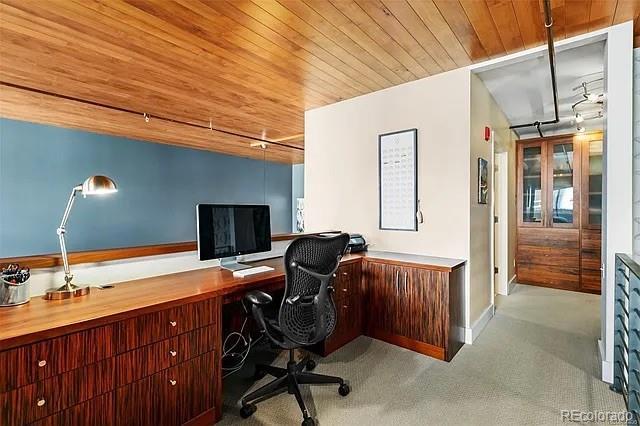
[[379, 129, 418, 231]]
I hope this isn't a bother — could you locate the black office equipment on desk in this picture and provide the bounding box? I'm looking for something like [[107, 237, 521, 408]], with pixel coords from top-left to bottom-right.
[[347, 233, 367, 253], [240, 233, 351, 426]]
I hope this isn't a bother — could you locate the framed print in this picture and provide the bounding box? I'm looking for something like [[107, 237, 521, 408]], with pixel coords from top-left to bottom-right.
[[478, 157, 489, 204], [379, 129, 418, 231]]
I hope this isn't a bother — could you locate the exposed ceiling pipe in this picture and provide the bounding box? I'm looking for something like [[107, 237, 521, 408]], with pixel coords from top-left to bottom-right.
[[509, 0, 559, 138]]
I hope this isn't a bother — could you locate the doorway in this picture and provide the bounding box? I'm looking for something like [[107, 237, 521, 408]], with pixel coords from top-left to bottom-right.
[[494, 150, 509, 296]]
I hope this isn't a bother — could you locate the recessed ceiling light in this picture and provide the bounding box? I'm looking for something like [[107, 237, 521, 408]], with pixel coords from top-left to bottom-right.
[[575, 113, 584, 123], [577, 126, 586, 133]]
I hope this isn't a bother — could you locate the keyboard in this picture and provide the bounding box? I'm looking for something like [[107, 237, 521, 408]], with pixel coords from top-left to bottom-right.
[[232, 265, 275, 278]]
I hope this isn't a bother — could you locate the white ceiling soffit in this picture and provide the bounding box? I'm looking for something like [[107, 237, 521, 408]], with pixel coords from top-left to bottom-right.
[[475, 40, 605, 139]]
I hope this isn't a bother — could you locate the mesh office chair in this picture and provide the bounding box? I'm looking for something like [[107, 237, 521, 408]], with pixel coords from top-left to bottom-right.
[[240, 233, 351, 426]]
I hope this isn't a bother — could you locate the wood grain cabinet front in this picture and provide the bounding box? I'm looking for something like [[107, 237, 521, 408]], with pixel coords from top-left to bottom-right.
[[0, 358, 115, 425], [313, 262, 362, 356], [115, 353, 216, 426], [116, 298, 218, 353], [29, 392, 115, 426], [0, 325, 115, 393], [364, 260, 464, 362], [115, 325, 217, 387]]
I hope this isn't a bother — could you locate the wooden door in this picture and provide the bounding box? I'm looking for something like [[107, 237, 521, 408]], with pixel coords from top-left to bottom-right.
[[366, 261, 400, 336]]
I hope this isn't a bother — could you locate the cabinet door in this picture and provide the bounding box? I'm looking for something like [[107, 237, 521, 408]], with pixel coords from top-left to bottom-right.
[[547, 139, 580, 228], [398, 267, 445, 348], [366, 262, 400, 336], [518, 141, 546, 227], [581, 137, 603, 229]]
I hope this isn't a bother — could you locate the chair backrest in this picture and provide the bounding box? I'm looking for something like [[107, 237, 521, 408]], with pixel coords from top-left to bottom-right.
[[279, 233, 350, 346]]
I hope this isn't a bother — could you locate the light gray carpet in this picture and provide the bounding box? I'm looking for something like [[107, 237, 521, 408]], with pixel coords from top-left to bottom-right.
[[219, 284, 625, 425]]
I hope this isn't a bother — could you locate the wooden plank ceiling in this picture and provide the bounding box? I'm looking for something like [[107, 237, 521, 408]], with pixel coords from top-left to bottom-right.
[[1, 1, 638, 164]]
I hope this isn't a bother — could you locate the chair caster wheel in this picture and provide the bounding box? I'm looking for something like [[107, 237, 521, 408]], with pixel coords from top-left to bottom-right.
[[302, 417, 316, 426], [240, 404, 257, 419], [338, 383, 350, 396], [306, 359, 317, 371]]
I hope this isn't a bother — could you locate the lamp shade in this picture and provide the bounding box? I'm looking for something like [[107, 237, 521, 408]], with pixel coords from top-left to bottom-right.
[[81, 175, 118, 195]]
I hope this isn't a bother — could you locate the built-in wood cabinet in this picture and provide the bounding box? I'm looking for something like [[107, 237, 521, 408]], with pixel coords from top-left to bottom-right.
[[0, 298, 221, 426], [313, 262, 362, 356], [363, 259, 463, 362], [516, 132, 603, 293]]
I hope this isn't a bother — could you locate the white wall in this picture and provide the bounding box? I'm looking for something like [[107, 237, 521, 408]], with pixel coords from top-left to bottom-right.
[[469, 74, 515, 322], [601, 22, 634, 383], [305, 67, 473, 332]]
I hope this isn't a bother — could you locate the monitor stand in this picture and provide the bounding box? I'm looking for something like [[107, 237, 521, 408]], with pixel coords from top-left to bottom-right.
[[220, 256, 251, 272]]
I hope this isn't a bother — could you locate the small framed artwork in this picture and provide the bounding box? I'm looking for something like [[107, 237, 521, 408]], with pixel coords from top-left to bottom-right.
[[478, 158, 488, 204], [379, 129, 418, 231]]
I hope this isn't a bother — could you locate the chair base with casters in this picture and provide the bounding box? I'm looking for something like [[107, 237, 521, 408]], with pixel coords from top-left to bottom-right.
[[239, 348, 350, 426]]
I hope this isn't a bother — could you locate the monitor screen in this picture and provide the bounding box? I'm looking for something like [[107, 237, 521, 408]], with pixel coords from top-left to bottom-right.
[[196, 204, 272, 261]]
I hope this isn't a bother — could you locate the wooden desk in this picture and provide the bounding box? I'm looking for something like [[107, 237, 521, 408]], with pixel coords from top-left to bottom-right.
[[0, 252, 464, 426]]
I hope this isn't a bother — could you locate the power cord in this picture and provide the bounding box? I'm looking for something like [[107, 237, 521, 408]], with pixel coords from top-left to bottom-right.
[[222, 314, 265, 379]]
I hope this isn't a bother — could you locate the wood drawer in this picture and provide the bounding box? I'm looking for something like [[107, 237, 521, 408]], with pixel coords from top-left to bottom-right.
[[0, 358, 115, 425], [116, 325, 217, 387], [30, 392, 114, 426], [518, 228, 579, 249], [0, 325, 115, 393], [516, 246, 579, 268], [116, 298, 218, 353], [517, 264, 579, 290], [323, 297, 362, 356], [333, 263, 360, 303], [116, 353, 216, 426]]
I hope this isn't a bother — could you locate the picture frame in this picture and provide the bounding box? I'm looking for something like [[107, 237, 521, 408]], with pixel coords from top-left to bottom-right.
[[379, 129, 418, 231], [478, 157, 488, 204]]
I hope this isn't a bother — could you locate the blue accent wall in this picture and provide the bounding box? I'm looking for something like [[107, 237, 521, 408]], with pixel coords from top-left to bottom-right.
[[0, 119, 293, 257]]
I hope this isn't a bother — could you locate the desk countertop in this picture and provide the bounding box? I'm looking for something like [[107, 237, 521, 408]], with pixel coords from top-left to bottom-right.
[[0, 251, 464, 349]]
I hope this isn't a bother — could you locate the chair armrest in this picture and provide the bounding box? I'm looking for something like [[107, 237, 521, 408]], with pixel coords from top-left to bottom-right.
[[244, 290, 273, 306]]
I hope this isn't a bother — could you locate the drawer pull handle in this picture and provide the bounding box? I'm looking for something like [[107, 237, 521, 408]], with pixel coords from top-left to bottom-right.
[[342, 288, 348, 292], [37, 360, 47, 368], [169, 379, 177, 386], [169, 350, 177, 357], [37, 398, 46, 407], [343, 305, 348, 309], [169, 321, 177, 327], [342, 272, 348, 276]]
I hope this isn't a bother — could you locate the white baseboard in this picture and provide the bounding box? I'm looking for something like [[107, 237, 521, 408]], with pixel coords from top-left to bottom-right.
[[508, 275, 517, 294], [464, 304, 495, 344], [599, 339, 613, 383]]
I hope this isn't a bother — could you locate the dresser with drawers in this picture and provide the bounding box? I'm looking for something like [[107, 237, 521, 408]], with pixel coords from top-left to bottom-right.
[[0, 298, 221, 426]]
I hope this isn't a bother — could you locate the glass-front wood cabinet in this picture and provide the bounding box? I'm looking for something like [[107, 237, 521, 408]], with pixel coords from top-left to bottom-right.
[[516, 132, 602, 293]]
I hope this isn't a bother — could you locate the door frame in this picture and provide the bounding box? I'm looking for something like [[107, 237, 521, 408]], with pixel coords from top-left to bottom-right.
[[494, 150, 510, 296]]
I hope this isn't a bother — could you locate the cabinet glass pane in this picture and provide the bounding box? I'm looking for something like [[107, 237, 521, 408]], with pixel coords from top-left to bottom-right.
[[522, 146, 542, 223], [588, 140, 603, 225], [551, 143, 574, 224]]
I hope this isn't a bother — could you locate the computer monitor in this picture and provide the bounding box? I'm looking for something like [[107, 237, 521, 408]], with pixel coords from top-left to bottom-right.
[[196, 204, 272, 271]]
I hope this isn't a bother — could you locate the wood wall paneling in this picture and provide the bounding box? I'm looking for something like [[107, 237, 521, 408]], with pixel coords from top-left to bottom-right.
[[1, 1, 633, 163]]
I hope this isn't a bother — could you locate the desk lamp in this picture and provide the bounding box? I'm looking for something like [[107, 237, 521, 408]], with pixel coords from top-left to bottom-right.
[[45, 175, 118, 300]]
